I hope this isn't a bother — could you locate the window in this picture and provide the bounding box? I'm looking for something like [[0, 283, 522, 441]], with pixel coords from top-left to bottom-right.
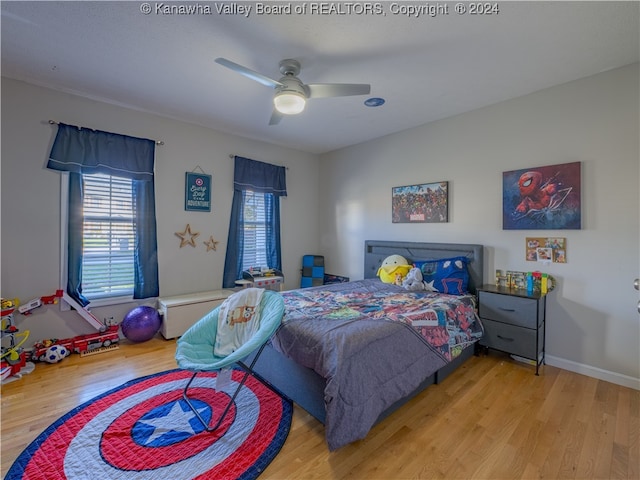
[[48, 123, 158, 304], [81, 173, 135, 300], [241, 190, 268, 271], [222, 156, 285, 289]]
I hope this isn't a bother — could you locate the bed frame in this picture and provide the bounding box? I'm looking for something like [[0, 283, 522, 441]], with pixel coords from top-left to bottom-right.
[[250, 240, 484, 426]]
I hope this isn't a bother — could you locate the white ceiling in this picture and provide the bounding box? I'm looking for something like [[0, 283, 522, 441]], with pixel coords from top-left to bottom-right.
[[2, 1, 638, 154]]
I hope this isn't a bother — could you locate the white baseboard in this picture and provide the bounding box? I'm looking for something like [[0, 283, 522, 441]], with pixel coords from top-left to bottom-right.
[[546, 355, 640, 391]]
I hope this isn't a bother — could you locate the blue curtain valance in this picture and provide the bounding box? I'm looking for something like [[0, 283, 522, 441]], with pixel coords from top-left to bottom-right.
[[233, 156, 287, 196], [47, 123, 155, 181]]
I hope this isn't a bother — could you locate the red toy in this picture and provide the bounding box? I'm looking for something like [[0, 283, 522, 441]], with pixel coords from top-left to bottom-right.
[[30, 325, 120, 362], [1, 305, 31, 382], [18, 290, 64, 315]]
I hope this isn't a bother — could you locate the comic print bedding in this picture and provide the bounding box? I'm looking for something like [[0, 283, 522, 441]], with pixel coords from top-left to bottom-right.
[[269, 279, 484, 450]]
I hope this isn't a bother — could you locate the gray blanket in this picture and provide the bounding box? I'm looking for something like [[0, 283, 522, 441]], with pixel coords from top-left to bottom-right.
[[272, 280, 476, 450]]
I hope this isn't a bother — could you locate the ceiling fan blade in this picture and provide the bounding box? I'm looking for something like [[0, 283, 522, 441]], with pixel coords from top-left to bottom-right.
[[215, 57, 282, 88], [269, 109, 283, 126], [307, 83, 371, 98]]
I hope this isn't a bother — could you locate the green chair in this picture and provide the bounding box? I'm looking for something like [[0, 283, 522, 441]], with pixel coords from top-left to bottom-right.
[[175, 289, 284, 431]]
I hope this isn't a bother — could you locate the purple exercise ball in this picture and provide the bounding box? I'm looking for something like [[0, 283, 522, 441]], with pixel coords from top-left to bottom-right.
[[121, 306, 162, 342]]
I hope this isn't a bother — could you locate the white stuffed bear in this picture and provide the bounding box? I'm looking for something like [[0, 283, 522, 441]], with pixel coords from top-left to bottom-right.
[[402, 267, 426, 291]]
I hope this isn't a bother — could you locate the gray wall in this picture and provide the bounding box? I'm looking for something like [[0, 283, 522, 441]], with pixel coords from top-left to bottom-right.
[[318, 64, 639, 387], [2, 64, 638, 389], [1, 78, 321, 343]]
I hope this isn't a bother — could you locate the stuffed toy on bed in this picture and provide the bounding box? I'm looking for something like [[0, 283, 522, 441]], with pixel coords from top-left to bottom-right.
[[402, 267, 426, 291], [377, 255, 412, 284]]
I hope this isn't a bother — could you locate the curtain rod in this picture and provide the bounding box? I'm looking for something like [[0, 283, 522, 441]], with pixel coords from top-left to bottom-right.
[[48, 120, 164, 146], [228, 154, 289, 170]]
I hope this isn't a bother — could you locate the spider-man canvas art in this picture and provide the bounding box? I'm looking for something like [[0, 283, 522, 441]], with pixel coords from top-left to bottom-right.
[[503, 161, 581, 230]]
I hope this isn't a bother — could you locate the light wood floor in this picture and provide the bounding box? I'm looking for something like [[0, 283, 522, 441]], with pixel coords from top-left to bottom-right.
[[1, 336, 638, 479]]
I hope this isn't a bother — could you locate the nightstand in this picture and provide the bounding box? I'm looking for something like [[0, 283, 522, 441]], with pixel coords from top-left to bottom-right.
[[477, 284, 547, 375]]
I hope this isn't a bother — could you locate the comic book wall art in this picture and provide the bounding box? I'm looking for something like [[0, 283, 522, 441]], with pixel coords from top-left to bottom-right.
[[503, 162, 581, 230], [392, 182, 448, 223]]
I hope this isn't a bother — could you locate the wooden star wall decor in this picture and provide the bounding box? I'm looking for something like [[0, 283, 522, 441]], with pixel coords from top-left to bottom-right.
[[175, 224, 200, 248], [204, 236, 219, 252]]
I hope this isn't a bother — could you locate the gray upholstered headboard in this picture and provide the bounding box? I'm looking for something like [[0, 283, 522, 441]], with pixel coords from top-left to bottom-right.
[[364, 240, 484, 294]]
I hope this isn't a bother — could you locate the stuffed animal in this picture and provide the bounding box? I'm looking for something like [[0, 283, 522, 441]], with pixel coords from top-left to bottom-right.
[[402, 267, 426, 291], [377, 255, 412, 284]]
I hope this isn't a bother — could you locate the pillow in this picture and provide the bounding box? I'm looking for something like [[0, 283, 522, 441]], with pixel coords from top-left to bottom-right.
[[413, 256, 470, 295]]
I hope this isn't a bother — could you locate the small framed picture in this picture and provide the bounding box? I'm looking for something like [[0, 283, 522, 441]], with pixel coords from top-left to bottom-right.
[[185, 172, 211, 212], [526, 237, 567, 263], [392, 181, 448, 223]]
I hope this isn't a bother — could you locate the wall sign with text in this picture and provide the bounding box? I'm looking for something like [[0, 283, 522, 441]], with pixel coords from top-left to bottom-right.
[[185, 172, 211, 212]]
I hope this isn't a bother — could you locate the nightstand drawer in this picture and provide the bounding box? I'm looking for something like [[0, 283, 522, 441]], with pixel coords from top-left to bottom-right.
[[478, 291, 538, 329], [480, 319, 539, 359]]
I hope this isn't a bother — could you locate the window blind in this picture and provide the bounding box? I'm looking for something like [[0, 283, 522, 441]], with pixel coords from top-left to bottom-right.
[[242, 190, 268, 271], [81, 174, 135, 299]]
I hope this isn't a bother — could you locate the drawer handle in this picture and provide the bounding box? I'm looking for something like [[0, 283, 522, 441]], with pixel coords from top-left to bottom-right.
[[498, 307, 516, 312], [497, 335, 515, 342]]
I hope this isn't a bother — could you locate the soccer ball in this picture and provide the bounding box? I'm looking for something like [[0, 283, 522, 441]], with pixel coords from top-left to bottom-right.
[[45, 345, 69, 363]]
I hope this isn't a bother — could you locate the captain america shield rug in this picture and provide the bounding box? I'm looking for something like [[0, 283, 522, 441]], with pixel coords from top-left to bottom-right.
[[6, 369, 292, 480]]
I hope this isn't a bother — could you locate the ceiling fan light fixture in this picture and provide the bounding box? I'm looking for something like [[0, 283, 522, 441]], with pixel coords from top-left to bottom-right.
[[214, 57, 370, 123], [274, 91, 306, 115]]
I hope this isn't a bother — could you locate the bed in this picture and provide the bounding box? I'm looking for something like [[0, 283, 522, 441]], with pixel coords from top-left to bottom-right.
[[248, 240, 484, 450]]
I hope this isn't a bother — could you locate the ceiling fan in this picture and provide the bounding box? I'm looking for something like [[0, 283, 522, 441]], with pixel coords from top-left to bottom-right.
[[215, 57, 371, 125]]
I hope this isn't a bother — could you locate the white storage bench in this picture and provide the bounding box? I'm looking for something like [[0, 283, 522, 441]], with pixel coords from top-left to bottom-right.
[[158, 289, 236, 339]]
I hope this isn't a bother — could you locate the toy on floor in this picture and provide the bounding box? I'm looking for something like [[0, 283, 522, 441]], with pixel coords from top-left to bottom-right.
[[6, 290, 122, 365], [1, 304, 34, 383], [30, 324, 120, 362], [121, 306, 161, 343], [44, 344, 70, 363]]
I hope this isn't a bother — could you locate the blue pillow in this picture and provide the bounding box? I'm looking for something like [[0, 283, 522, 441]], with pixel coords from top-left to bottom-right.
[[414, 256, 470, 295]]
